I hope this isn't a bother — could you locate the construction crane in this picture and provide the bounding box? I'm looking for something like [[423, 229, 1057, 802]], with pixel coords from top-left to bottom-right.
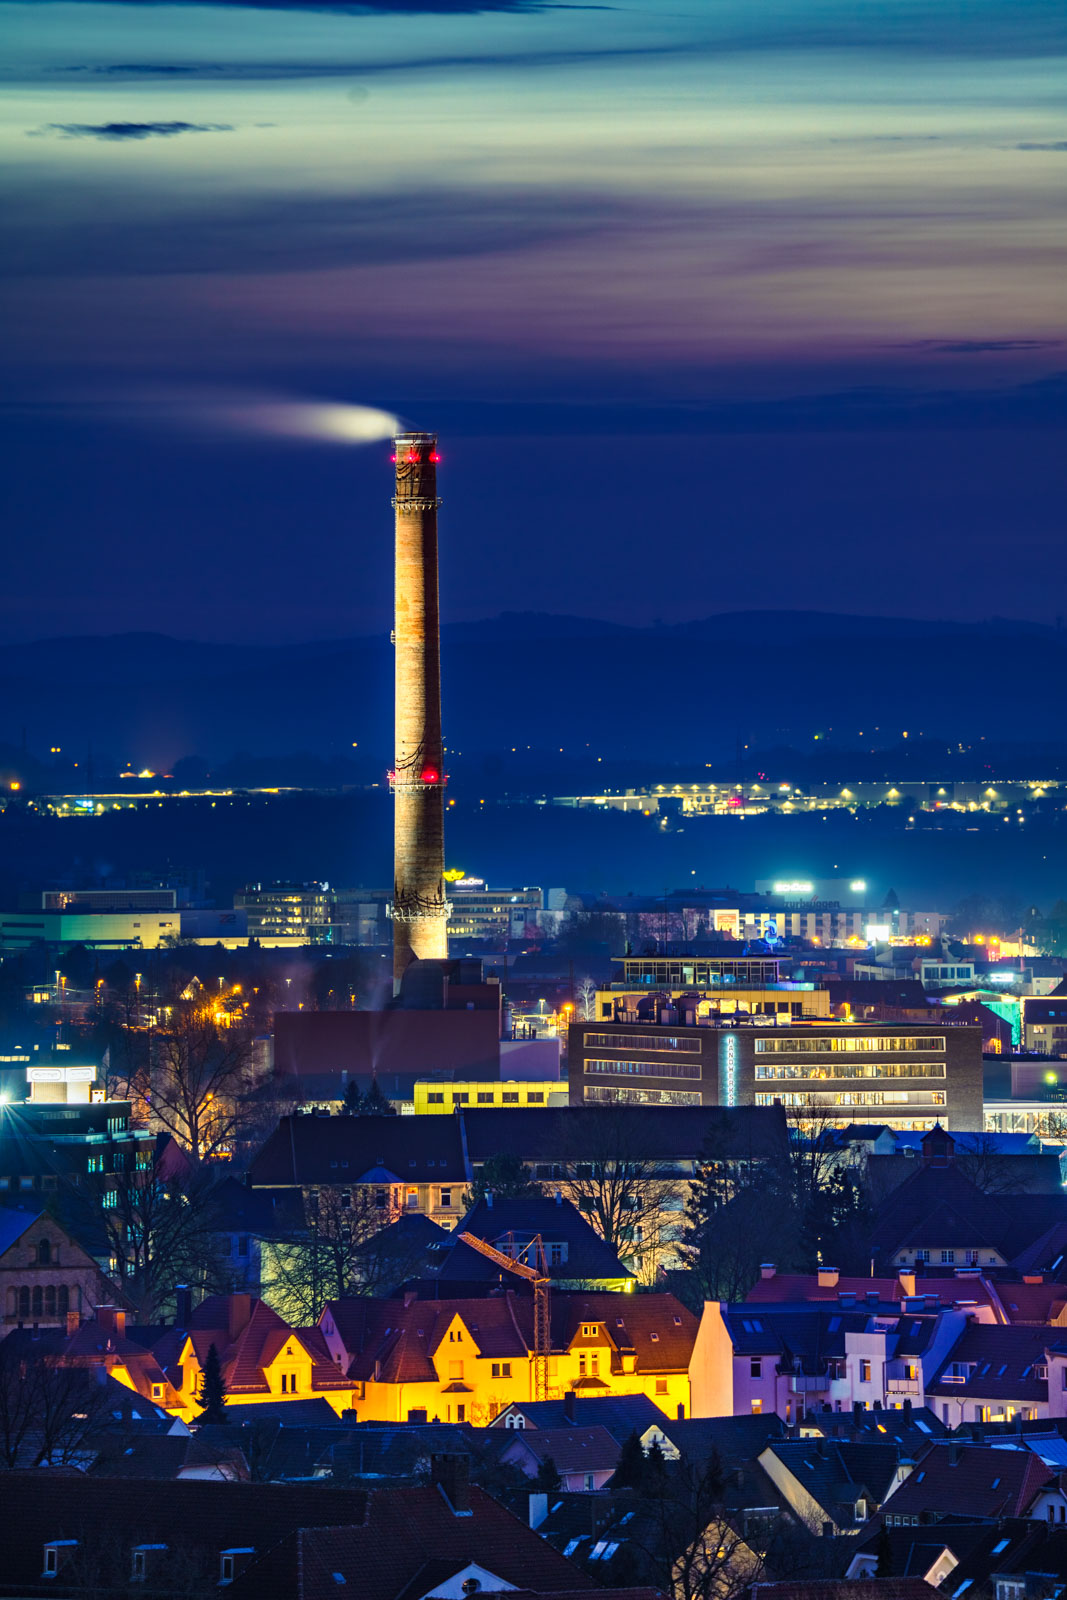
[[457, 1231, 552, 1402]]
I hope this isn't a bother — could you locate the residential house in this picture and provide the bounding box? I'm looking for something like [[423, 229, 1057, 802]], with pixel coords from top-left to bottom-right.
[[0, 1204, 120, 1335], [499, 1424, 622, 1491], [493, 1391, 669, 1439], [0, 1455, 602, 1599], [690, 1298, 970, 1424], [869, 1127, 1067, 1273], [875, 1439, 1053, 1526], [447, 1192, 634, 1292], [756, 1438, 909, 1537], [925, 1322, 1066, 1427], [319, 1290, 698, 1425], [246, 1111, 468, 1231], [847, 1518, 1067, 1592], [58, 1297, 355, 1423], [152, 1292, 353, 1423]]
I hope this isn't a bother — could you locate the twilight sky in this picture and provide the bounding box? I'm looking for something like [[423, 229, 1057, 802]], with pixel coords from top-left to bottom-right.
[[2, 0, 1066, 643]]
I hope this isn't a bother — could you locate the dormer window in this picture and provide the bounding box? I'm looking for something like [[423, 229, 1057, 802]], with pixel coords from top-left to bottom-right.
[[219, 1549, 254, 1585], [43, 1542, 77, 1578], [37, 1239, 51, 1265]]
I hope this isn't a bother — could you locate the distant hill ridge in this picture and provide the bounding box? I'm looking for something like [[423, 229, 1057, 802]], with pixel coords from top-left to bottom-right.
[[1, 612, 1065, 760]]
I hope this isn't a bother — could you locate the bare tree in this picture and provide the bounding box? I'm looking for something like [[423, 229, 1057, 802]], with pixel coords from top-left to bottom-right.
[[0, 1345, 111, 1470], [954, 1131, 1028, 1195], [575, 976, 598, 1022], [261, 1186, 400, 1324], [84, 1161, 229, 1322], [559, 1105, 682, 1284], [149, 1002, 253, 1162]]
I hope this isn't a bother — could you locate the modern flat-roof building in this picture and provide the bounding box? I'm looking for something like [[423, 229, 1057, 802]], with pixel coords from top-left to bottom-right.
[[447, 880, 543, 944], [0, 909, 180, 952], [235, 882, 335, 943], [568, 1018, 983, 1131]]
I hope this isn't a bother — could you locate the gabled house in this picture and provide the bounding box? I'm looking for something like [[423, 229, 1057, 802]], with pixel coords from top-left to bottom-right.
[[869, 1127, 1067, 1273], [498, 1423, 622, 1491], [690, 1297, 969, 1424], [876, 1439, 1054, 1526], [434, 1191, 634, 1292], [0, 1203, 121, 1335], [848, 1517, 1067, 1592], [756, 1438, 908, 1537], [154, 1292, 353, 1422], [0, 1455, 599, 1599], [925, 1321, 1064, 1427], [492, 1391, 668, 1439], [319, 1290, 697, 1425]]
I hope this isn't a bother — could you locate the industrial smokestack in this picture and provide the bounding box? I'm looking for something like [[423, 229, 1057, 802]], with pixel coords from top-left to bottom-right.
[[391, 432, 449, 989]]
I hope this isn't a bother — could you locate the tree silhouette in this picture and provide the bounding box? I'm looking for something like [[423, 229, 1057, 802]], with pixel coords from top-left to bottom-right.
[[197, 1342, 228, 1425], [534, 1455, 561, 1491], [612, 1429, 647, 1489], [465, 1152, 542, 1208]]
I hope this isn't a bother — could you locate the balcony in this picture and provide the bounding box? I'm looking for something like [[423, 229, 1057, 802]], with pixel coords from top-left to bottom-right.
[[886, 1377, 921, 1394], [789, 1373, 829, 1394]]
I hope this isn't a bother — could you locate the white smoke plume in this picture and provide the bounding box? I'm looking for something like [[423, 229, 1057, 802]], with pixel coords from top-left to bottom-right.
[[79, 385, 404, 445]]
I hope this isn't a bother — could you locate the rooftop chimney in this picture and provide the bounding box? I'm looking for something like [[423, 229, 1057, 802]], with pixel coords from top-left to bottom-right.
[[818, 1268, 839, 1289], [898, 1272, 917, 1298], [432, 1453, 471, 1515], [391, 432, 449, 990], [227, 1294, 253, 1342], [96, 1305, 126, 1342], [563, 1389, 576, 1422], [761, 1263, 777, 1280], [175, 1285, 193, 1327]]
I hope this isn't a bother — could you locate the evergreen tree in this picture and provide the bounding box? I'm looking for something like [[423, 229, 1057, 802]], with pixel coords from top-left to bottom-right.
[[362, 1078, 396, 1116], [341, 1079, 363, 1116], [875, 1522, 893, 1577], [197, 1342, 228, 1425], [534, 1455, 561, 1491], [612, 1429, 647, 1489], [642, 1437, 668, 1496]]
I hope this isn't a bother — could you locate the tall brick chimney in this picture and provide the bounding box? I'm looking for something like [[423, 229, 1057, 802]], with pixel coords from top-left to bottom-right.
[[390, 431, 449, 990]]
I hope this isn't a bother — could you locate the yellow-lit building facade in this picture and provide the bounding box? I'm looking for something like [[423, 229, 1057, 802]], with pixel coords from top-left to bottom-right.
[[318, 1293, 697, 1426], [413, 1079, 568, 1114], [100, 1292, 697, 1428]]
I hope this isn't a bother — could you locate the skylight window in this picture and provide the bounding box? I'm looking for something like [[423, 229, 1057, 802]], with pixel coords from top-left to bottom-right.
[[991, 1538, 1009, 1553]]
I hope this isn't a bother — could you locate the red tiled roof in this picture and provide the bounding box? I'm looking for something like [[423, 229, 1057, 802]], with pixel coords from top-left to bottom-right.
[[880, 1441, 1052, 1520], [239, 1486, 596, 1600], [747, 1273, 999, 1313], [502, 1425, 621, 1474], [323, 1291, 697, 1381]]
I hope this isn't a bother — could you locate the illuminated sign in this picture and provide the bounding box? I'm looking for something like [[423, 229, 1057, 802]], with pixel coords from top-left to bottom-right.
[[26, 1065, 96, 1083], [865, 924, 891, 943], [455, 878, 485, 889], [849, 880, 867, 893], [720, 1034, 739, 1107], [773, 881, 813, 895]]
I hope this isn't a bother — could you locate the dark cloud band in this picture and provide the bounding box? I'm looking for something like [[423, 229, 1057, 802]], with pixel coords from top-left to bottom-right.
[[29, 120, 235, 140]]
